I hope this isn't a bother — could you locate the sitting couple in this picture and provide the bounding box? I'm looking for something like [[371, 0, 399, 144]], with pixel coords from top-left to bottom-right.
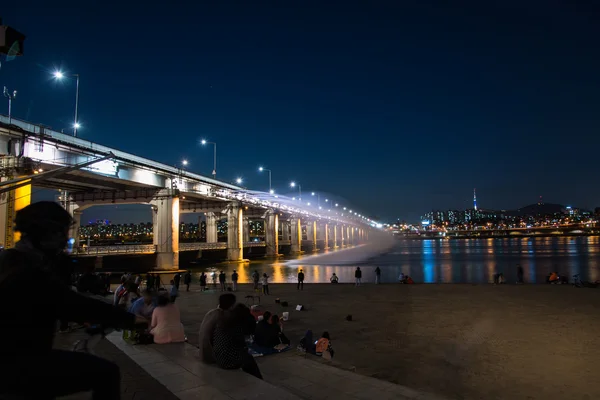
[[253, 311, 291, 353], [198, 294, 263, 379]]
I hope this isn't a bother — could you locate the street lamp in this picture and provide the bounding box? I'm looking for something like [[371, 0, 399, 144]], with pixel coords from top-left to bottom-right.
[[269, 189, 275, 195], [3, 86, 16, 125], [53, 70, 80, 137], [290, 181, 301, 201], [236, 177, 243, 185], [200, 139, 217, 179], [182, 159, 188, 167], [311, 192, 320, 207], [258, 166, 272, 192]]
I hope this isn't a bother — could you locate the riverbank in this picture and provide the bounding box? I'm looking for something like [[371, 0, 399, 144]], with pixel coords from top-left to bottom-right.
[[176, 283, 600, 400]]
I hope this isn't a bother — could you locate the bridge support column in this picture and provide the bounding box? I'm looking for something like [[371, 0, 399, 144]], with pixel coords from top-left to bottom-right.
[[307, 220, 318, 252], [290, 216, 302, 254], [227, 202, 243, 261], [282, 220, 291, 241], [70, 209, 83, 249], [332, 224, 339, 248], [265, 210, 280, 257], [243, 216, 250, 243], [346, 226, 351, 246], [351, 227, 355, 245], [0, 177, 31, 248], [340, 224, 346, 247], [205, 212, 218, 243], [151, 190, 180, 270]]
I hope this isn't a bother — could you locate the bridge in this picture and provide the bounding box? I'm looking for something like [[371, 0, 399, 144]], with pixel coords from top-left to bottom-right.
[[0, 116, 377, 269]]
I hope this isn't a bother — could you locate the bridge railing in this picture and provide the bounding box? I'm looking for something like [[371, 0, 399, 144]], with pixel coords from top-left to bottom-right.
[[72, 244, 157, 255], [244, 241, 266, 248], [279, 240, 291, 245], [180, 242, 227, 251]]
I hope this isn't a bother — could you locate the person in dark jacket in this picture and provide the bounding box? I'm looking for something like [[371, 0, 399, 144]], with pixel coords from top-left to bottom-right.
[[355, 267, 362, 286], [173, 272, 181, 290], [0, 202, 143, 400], [183, 271, 192, 292], [297, 269, 305, 290]]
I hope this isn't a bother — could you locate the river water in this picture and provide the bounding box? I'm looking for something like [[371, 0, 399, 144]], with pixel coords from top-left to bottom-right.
[[187, 236, 600, 284]]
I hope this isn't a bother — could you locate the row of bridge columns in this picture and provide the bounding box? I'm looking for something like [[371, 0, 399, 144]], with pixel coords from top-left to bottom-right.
[[62, 189, 369, 270]]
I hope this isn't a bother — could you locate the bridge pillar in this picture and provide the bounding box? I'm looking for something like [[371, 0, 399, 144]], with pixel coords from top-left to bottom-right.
[[332, 224, 339, 248], [282, 220, 291, 242], [243, 216, 250, 243], [265, 210, 280, 257], [346, 226, 351, 246], [340, 224, 346, 247], [227, 202, 243, 261], [351, 227, 355, 245], [205, 212, 218, 243], [70, 209, 83, 249], [290, 216, 302, 254], [151, 190, 180, 270], [306, 220, 318, 252], [0, 177, 31, 248]]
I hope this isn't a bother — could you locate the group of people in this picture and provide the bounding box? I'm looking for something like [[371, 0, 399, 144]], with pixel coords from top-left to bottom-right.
[[115, 275, 186, 345]]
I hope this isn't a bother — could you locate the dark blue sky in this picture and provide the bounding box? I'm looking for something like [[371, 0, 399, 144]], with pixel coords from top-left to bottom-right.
[[3, 1, 600, 222]]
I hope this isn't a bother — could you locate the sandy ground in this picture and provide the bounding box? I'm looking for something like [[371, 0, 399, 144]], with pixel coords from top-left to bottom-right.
[[176, 282, 600, 400]]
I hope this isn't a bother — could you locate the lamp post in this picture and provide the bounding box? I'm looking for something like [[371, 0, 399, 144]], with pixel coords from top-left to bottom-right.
[[258, 166, 272, 193], [200, 139, 217, 179], [53, 70, 80, 137], [3, 86, 16, 125], [311, 192, 320, 207], [290, 181, 301, 201]]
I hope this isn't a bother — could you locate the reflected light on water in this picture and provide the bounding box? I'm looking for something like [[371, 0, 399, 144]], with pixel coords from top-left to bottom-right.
[[186, 236, 600, 284]]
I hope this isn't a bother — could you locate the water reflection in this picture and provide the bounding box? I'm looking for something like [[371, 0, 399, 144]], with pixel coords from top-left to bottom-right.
[[185, 237, 600, 284]]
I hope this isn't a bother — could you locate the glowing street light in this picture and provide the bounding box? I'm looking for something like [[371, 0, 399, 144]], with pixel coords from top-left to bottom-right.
[[258, 166, 272, 192], [236, 177, 243, 185], [182, 159, 188, 166], [269, 189, 275, 195], [200, 139, 217, 179], [290, 181, 301, 201], [52, 70, 80, 137], [311, 192, 321, 207]]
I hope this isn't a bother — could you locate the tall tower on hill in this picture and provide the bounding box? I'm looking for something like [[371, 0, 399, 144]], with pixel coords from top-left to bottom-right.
[[473, 188, 477, 210]]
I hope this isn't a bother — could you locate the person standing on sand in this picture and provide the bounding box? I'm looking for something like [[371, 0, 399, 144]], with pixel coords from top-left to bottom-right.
[[199, 272, 207, 291], [231, 270, 239, 292], [252, 270, 260, 291], [219, 271, 226, 292], [355, 267, 362, 286], [375, 267, 381, 284], [183, 271, 192, 292], [262, 273, 270, 295], [297, 269, 305, 290], [517, 264, 524, 284]]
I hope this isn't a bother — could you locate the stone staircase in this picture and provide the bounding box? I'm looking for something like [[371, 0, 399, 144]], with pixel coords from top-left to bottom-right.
[[106, 333, 446, 400]]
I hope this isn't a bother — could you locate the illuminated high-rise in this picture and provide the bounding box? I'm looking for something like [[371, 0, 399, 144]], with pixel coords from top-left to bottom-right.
[[473, 188, 477, 211]]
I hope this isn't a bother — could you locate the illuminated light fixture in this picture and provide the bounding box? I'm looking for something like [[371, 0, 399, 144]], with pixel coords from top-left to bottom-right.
[[236, 177, 243, 184], [182, 159, 188, 166]]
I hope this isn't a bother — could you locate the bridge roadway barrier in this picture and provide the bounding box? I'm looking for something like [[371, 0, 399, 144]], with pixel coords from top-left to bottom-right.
[[73, 241, 267, 256]]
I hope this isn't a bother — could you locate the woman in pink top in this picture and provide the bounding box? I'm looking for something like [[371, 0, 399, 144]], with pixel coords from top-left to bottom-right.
[[150, 295, 186, 344]]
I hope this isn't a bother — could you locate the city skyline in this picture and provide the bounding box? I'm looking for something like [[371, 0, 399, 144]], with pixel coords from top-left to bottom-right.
[[4, 2, 600, 221]]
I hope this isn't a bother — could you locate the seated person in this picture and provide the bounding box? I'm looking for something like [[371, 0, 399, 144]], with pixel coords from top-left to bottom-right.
[[150, 294, 185, 344], [198, 293, 237, 364], [330, 273, 339, 284], [548, 272, 559, 283], [254, 311, 279, 347], [129, 290, 156, 319], [405, 276, 414, 284], [298, 330, 316, 354], [270, 315, 290, 345], [315, 331, 335, 359], [213, 304, 262, 379], [118, 283, 140, 310], [398, 272, 405, 283]]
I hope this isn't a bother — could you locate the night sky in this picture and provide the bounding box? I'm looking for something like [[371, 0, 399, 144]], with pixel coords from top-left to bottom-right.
[[3, 1, 600, 223]]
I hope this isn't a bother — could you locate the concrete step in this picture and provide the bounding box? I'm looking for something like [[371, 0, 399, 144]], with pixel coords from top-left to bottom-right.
[[255, 351, 446, 400], [106, 332, 302, 399]]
